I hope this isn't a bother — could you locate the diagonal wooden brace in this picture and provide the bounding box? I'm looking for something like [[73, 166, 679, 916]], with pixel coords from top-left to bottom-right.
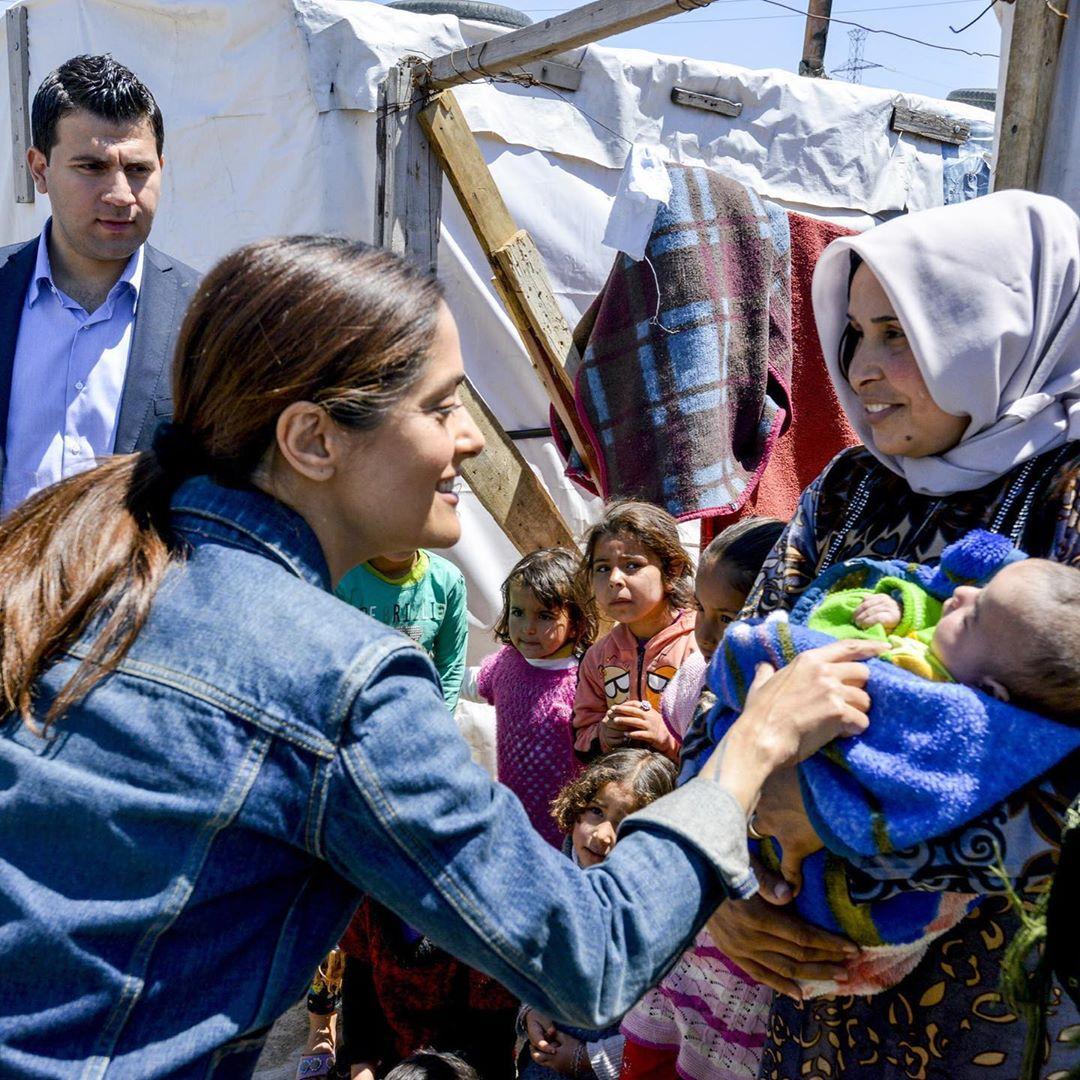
[[376, 60, 578, 555], [418, 90, 602, 489], [459, 380, 578, 553]]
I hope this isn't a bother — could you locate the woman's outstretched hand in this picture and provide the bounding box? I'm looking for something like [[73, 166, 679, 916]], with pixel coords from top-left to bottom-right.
[[700, 638, 888, 813]]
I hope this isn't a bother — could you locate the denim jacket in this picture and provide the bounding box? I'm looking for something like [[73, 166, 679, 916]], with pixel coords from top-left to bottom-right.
[[0, 478, 755, 1079]]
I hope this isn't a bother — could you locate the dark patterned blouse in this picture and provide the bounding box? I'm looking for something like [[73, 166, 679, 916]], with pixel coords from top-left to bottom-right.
[[745, 442, 1080, 1080]]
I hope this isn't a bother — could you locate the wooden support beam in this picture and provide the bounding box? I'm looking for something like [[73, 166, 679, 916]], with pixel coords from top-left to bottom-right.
[[376, 61, 441, 272], [5, 5, 33, 204], [419, 91, 601, 487], [417, 0, 716, 91], [799, 0, 833, 77], [995, 0, 1070, 192], [374, 62, 578, 554], [459, 380, 578, 554]]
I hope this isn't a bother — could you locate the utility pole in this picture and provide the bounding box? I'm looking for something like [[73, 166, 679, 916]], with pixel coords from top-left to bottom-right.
[[799, 0, 833, 77]]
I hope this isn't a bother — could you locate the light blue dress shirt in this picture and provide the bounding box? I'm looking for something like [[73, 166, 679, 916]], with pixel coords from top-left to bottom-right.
[[2, 224, 143, 516]]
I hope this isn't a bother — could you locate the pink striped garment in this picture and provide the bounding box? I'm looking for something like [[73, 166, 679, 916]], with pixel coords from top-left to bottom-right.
[[620, 928, 771, 1080]]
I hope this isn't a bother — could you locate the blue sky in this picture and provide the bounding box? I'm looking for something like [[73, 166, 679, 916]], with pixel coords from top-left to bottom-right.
[[383, 0, 1003, 100]]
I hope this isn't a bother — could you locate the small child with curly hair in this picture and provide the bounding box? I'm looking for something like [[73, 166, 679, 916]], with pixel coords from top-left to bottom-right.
[[518, 749, 678, 1080]]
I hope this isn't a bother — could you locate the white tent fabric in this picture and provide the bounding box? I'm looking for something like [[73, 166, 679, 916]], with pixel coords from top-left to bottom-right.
[[0, 0, 995, 755]]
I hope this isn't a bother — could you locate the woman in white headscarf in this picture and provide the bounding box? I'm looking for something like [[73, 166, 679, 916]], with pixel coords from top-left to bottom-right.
[[697, 189, 1080, 1077]]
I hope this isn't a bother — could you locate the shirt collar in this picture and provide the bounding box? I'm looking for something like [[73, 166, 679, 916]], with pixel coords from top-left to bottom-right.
[[27, 219, 145, 309], [170, 476, 333, 593]]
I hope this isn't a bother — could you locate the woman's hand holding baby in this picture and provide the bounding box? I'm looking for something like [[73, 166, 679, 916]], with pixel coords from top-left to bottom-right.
[[702, 638, 888, 814], [753, 767, 824, 897], [707, 896, 857, 999]]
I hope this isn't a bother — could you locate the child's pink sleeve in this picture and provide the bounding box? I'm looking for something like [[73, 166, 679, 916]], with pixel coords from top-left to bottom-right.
[[475, 651, 498, 705], [572, 643, 607, 753]]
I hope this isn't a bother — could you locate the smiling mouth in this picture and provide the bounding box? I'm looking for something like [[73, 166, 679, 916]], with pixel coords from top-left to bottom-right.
[[436, 477, 459, 495], [863, 402, 901, 424]]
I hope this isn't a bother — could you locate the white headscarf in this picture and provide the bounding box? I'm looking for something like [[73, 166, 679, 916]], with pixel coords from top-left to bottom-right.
[[812, 190, 1080, 496]]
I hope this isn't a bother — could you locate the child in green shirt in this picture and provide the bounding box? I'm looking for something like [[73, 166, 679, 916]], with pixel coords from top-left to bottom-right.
[[336, 549, 469, 712], [300, 549, 471, 1079]]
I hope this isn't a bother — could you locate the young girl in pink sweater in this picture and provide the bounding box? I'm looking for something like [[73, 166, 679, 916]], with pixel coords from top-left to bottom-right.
[[573, 501, 698, 762], [465, 548, 596, 848]]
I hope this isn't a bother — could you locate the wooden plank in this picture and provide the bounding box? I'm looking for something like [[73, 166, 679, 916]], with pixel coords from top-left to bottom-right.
[[418, 0, 716, 91], [419, 93, 517, 253], [523, 58, 582, 92], [375, 64, 576, 555], [420, 91, 601, 486], [490, 232, 591, 471], [5, 5, 33, 204], [1039, 0, 1079, 200], [890, 105, 970, 146], [376, 61, 441, 272], [459, 379, 579, 554], [995, 0, 1070, 191], [670, 86, 742, 118], [488, 264, 600, 491]]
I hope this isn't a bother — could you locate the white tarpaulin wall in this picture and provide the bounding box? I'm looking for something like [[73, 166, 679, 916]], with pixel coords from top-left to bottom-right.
[[0, 0, 994, 757]]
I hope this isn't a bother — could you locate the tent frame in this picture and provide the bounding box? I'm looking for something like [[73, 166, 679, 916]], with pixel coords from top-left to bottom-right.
[[375, 1, 736, 554], [373, 0, 1070, 556]]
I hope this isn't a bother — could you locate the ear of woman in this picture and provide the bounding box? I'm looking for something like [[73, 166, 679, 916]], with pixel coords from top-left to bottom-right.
[[271, 401, 341, 483]]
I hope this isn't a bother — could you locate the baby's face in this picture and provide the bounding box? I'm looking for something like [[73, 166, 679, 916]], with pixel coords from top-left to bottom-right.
[[931, 561, 1035, 689]]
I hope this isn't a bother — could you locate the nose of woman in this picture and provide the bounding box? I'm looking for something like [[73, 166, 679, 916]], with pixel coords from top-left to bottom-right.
[[453, 403, 485, 461], [847, 341, 884, 392]]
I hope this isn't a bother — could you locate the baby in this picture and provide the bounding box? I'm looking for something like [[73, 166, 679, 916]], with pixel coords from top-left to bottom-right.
[[700, 534, 1080, 997], [819, 555, 1080, 722]]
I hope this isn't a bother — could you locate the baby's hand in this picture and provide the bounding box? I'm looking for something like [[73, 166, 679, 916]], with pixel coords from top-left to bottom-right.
[[852, 594, 902, 632]]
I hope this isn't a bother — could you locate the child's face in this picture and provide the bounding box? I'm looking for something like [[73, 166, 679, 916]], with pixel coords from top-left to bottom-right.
[[931, 561, 1031, 690], [694, 562, 746, 660], [591, 534, 668, 635], [507, 583, 572, 660], [572, 780, 639, 868]]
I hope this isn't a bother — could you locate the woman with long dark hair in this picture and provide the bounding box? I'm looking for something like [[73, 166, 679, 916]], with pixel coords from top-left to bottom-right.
[[0, 236, 878, 1077]]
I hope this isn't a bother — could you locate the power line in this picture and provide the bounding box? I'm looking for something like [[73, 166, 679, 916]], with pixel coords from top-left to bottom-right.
[[517, 0, 985, 13], [756, 0, 998, 57]]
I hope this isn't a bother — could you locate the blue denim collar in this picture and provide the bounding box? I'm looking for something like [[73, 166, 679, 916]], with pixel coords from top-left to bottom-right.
[[170, 476, 332, 592]]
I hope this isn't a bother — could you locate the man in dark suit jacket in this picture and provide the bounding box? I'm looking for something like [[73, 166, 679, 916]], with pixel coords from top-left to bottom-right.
[[0, 54, 199, 515]]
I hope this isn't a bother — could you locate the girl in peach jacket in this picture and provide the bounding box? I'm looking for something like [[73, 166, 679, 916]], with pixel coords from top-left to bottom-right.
[[573, 501, 698, 762]]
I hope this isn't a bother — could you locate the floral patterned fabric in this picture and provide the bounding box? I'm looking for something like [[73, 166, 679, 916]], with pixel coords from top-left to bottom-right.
[[701, 442, 1080, 1079]]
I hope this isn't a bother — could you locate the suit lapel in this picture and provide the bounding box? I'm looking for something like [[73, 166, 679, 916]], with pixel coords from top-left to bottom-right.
[[114, 244, 176, 454], [0, 239, 40, 506]]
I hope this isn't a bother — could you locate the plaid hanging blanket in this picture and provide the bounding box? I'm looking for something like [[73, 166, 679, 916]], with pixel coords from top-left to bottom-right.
[[556, 164, 793, 521]]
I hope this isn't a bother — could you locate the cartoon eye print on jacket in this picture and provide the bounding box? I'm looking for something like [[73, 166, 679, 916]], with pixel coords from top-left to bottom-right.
[[644, 665, 677, 710], [603, 667, 631, 705]]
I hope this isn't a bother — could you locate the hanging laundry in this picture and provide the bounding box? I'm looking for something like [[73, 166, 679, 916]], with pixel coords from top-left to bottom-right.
[[555, 164, 794, 522]]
